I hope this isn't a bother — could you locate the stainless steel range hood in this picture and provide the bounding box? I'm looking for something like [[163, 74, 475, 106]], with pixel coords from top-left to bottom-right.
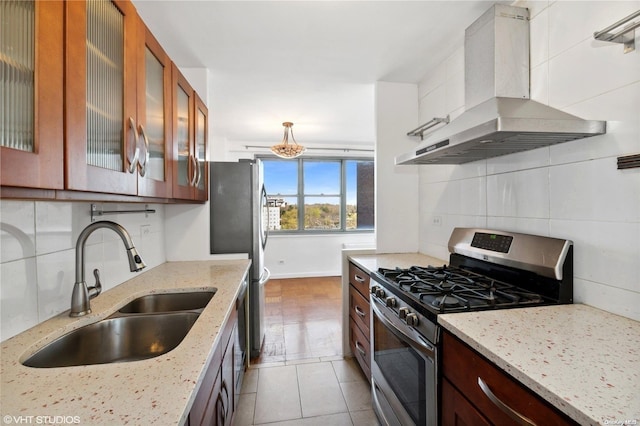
[[396, 4, 606, 165]]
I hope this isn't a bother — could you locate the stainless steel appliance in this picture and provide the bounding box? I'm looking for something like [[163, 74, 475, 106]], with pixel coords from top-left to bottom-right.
[[396, 4, 605, 165], [369, 228, 573, 426], [210, 159, 270, 359]]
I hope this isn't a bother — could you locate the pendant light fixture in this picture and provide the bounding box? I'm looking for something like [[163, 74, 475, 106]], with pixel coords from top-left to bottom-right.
[[271, 122, 305, 159]]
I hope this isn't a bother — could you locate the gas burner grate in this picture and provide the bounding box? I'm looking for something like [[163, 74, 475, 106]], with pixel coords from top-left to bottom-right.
[[377, 264, 544, 313]]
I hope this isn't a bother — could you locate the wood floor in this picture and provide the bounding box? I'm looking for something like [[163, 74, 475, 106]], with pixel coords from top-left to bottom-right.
[[251, 276, 343, 365]]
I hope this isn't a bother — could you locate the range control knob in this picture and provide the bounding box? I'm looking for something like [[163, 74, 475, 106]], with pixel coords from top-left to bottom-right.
[[398, 307, 409, 320], [405, 313, 419, 326], [375, 288, 386, 298], [370, 285, 379, 295], [385, 297, 397, 308]]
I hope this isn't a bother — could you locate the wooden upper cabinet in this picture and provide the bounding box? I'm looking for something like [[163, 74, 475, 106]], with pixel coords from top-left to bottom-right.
[[0, 1, 64, 190], [171, 64, 195, 200], [194, 94, 209, 201], [171, 64, 208, 201], [65, 0, 139, 195], [136, 19, 173, 198]]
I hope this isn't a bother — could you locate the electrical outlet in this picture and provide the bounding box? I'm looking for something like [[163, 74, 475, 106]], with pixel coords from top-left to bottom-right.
[[432, 216, 442, 227], [140, 225, 151, 239]]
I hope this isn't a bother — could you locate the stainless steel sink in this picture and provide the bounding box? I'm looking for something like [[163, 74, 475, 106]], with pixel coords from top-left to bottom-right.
[[118, 290, 216, 314], [22, 312, 199, 368]]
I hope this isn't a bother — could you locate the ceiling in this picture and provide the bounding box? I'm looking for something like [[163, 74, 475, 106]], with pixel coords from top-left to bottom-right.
[[133, 1, 496, 153]]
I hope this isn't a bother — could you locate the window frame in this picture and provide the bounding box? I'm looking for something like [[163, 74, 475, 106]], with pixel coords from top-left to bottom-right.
[[259, 155, 375, 234]]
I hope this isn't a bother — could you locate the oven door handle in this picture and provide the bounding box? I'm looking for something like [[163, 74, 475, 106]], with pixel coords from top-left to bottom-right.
[[371, 299, 435, 360]]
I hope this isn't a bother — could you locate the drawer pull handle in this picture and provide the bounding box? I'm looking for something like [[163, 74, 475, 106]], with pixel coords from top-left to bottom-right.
[[354, 274, 366, 283], [478, 377, 537, 426], [355, 340, 367, 356], [354, 305, 366, 317]]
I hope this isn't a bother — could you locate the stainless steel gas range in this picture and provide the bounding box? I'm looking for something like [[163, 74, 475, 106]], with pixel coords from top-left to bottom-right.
[[369, 228, 574, 426]]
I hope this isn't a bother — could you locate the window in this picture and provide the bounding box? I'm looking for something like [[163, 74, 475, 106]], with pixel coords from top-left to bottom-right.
[[262, 157, 374, 232]]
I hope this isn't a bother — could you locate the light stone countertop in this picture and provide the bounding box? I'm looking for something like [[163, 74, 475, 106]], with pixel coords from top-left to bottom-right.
[[439, 305, 640, 426], [0, 259, 251, 426], [348, 252, 447, 273]]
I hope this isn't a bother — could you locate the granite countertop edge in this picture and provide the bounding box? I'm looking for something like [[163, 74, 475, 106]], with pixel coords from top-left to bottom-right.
[[439, 306, 640, 426], [0, 259, 251, 426]]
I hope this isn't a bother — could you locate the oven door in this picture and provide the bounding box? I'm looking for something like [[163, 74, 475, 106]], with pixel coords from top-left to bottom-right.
[[371, 297, 437, 426]]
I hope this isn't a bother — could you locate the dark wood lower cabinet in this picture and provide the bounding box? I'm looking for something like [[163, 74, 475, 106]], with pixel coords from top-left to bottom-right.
[[442, 378, 491, 426], [441, 331, 578, 426], [348, 261, 371, 379], [189, 308, 238, 426]]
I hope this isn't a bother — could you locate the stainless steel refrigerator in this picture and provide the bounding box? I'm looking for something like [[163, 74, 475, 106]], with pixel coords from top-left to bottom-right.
[[210, 159, 270, 358]]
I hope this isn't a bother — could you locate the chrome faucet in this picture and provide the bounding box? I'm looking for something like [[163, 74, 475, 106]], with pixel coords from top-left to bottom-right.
[[70, 221, 146, 317]]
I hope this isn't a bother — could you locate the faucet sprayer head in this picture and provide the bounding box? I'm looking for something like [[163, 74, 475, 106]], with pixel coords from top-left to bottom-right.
[[127, 247, 147, 272]]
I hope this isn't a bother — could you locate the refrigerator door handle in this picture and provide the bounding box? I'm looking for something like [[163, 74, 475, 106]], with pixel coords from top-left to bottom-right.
[[259, 267, 271, 285], [260, 185, 269, 250]]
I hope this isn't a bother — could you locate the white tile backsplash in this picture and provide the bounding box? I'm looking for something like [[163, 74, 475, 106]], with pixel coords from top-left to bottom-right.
[[416, 1, 640, 320], [486, 168, 550, 218], [0, 201, 35, 262], [549, 158, 640, 222], [550, 220, 640, 292], [36, 248, 80, 322], [548, 1, 640, 58], [0, 258, 39, 340], [529, 8, 549, 68], [0, 200, 166, 341], [548, 34, 640, 109], [529, 62, 549, 105]]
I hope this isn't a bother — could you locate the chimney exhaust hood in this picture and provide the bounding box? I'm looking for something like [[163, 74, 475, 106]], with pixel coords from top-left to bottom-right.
[[396, 4, 606, 165]]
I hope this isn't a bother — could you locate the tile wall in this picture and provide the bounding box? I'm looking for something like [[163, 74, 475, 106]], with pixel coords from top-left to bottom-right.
[[416, 1, 640, 321], [0, 201, 166, 341]]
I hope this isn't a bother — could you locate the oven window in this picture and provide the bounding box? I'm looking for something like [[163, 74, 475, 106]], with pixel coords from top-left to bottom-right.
[[373, 314, 426, 425]]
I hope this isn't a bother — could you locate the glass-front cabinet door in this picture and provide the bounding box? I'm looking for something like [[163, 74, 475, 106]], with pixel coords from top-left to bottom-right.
[[194, 94, 208, 201], [1, 0, 64, 190], [136, 21, 172, 198], [171, 64, 195, 200], [65, 0, 139, 195]]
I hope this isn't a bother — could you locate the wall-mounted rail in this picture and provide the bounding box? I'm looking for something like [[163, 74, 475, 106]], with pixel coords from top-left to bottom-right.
[[90, 203, 156, 222], [593, 10, 640, 53], [407, 116, 450, 140]]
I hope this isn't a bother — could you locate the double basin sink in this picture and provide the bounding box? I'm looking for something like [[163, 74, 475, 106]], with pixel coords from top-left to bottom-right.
[[22, 291, 216, 368]]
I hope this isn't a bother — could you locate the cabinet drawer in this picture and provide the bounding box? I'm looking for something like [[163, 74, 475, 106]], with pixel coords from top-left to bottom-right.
[[349, 285, 370, 336], [349, 318, 371, 379], [441, 377, 491, 426], [442, 332, 577, 426], [349, 262, 370, 298]]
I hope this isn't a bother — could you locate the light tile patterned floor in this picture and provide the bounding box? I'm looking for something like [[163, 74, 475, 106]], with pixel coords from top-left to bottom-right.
[[233, 278, 379, 426], [233, 358, 378, 426]]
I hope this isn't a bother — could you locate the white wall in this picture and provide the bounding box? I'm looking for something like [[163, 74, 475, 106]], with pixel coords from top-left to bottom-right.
[[415, 0, 640, 320], [0, 200, 167, 341], [374, 81, 421, 253], [266, 234, 375, 278]]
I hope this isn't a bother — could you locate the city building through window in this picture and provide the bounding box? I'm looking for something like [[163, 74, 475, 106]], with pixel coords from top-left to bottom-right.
[[261, 157, 374, 232]]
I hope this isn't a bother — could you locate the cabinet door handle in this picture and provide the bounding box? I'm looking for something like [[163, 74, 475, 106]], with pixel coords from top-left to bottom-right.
[[137, 124, 150, 177], [354, 305, 366, 317], [355, 340, 366, 357], [189, 155, 198, 186], [354, 274, 366, 283], [477, 377, 537, 426], [194, 156, 202, 187], [127, 117, 140, 174], [220, 380, 230, 424]]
